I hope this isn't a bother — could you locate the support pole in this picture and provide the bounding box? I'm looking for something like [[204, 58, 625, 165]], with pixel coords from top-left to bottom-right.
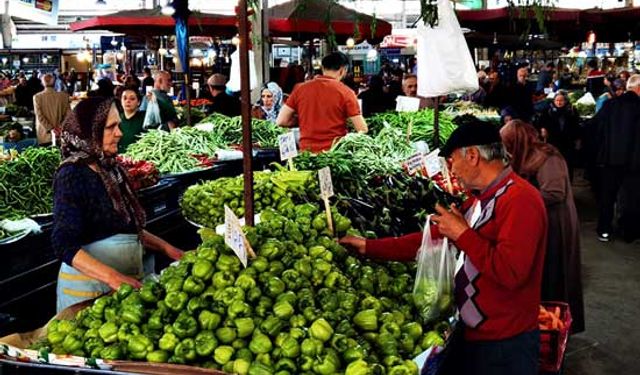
[[239, 0, 255, 226]]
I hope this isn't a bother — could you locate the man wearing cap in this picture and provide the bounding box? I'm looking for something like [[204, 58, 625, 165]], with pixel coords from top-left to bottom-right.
[[276, 52, 368, 153], [205, 73, 241, 117], [340, 121, 548, 375]]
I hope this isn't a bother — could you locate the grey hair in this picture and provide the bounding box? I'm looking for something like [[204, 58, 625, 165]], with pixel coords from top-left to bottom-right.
[[627, 74, 640, 91], [460, 142, 509, 165]]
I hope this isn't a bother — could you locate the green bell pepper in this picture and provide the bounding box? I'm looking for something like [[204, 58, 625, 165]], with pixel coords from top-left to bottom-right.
[[353, 309, 378, 331], [99, 344, 124, 360], [140, 280, 163, 304], [343, 345, 367, 363], [300, 338, 323, 357], [183, 276, 205, 296], [249, 331, 273, 354], [312, 348, 340, 375], [62, 333, 83, 353], [192, 259, 214, 280], [198, 310, 222, 330], [309, 318, 333, 342], [259, 316, 284, 337], [279, 336, 300, 358], [127, 334, 154, 360], [265, 277, 285, 298], [146, 349, 169, 363], [233, 358, 251, 375], [117, 322, 141, 343], [273, 301, 294, 320], [174, 338, 197, 363], [212, 271, 236, 289], [216, 326, 237, 344], [214, 345, 234, 365], [195, 330, 218, 357], [164, 291, 188, 312], [173, 313, 198, 338], [235, 317, 256, 338], [158, 332, 179, 352], [345, 359, 370, 375], [98, 321, 118, 344], [115, 283, 134, 302]]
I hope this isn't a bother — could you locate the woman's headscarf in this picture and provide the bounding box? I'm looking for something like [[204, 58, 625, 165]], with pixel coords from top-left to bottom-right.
[[257, 82, 283, 122], [59, 97, 146, 231], [500, 119, 560, 178]]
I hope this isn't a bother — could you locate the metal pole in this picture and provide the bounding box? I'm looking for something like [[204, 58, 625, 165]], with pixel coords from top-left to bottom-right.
[[239, 0, 255, 226]]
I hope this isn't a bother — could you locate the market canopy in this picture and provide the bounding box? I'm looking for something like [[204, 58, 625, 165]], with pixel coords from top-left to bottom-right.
[[69, 7, 238, 38], [456, 6, 640, 43], [268, 0, 392, 44]]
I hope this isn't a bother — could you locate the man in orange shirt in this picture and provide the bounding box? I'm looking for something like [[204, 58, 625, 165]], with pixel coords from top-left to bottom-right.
[[276, 52, 368, 153]]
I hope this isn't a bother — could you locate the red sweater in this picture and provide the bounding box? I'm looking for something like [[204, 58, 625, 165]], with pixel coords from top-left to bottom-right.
[[367, 170, 547, 341]]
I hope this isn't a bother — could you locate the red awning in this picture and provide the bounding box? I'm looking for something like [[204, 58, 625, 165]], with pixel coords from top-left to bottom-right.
[[69, 7, 238, 38], [268, 0, 391, 44]]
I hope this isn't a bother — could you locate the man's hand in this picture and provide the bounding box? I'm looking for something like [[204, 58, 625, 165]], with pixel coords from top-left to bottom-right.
[[431, 204, 470, 241], [339, 236, 366, 255]]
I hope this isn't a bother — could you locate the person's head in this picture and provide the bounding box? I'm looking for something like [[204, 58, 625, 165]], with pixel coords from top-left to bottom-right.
[[207, 73, 227, 95], [402, 74, 418, 97], [368, 75, 384, 91], [96, 78, 115, 98], [612, 79, 626, 97], [500, 107, 518, 124], [61, 97, 122, 158], [546, 62, 555, 71], [587, 59, 598, 71], [124, 75, 138, 87], [41, 73, 55, 88], [488, 71, 500, 85], [627, 74, 640, 96], [321, 52, 350, 80], [18, 77, 26, 86], [7, 123, 24, 142], [144, 67, 151, 77], [619, 70, 631, 83], [553, 91, 568, 109], [439, 120, 507, 191], [121, 88, 141, 114], [516, 67, 529, 84], [604, 73, 616, 87], [500, 119, 557, 176], [154, 71, 172, 92], [477, 71, 488, 85]]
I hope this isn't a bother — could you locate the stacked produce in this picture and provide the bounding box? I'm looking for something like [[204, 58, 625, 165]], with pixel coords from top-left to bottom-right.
[[181, 169, 317, 229], [31, 202, 449, 374], [443, 101, 499, 119], [123, 128, 224, 175], [197, 114, 286, 149], [295, 124, 460, 237], [0, 147, 60, 222], [366, 109, 457, 148], [116, 156, 160, 191]]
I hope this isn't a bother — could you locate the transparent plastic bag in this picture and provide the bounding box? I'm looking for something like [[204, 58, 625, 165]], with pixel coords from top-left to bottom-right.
[[413, 216, 456, 322], [143, 94, 162, 130]]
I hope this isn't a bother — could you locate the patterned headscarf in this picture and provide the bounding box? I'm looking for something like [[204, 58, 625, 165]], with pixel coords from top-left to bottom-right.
[[500, 119, 560, 179], [258, 82, 284, 123], [59, 97, 146, 231]]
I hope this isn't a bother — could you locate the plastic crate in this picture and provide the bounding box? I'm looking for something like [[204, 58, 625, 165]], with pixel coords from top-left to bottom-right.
[[539, 301, 572, 373], [137, 178, 181, 221]]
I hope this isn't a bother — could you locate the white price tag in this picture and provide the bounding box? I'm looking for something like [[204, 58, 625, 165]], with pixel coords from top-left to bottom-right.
[[395, 96, 421, 112], [278, 132, 298, 161], [192, 82, 200, 90], [224, 206, 249, 267], [405, 152, 425, 175], [318, 167, 334, 199], [424, 149, 442, 178]]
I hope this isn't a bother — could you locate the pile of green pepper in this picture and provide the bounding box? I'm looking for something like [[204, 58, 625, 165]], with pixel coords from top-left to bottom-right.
[[181, 168, 317, 229], [0, 147, 60, 225], [33, 201, 449, 374]]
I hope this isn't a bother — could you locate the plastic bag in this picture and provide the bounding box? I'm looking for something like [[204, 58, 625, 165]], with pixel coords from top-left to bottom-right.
[[227, 50, 258, 92], [416, 0, 479, 97], [413, 216, 456, 322], [576, 92, 596, 106], [143, 93, 162, 130]]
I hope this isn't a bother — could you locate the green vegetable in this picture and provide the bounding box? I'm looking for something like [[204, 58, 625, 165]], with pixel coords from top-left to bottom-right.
[[309, 318, 333, 342], [249, 331, 273, 354], [175, 338, 197, 363], [127, 334, 154, 360], [198, 310, 222, 330], [147, 349, 169, 363], [214, 345, 235, 365], [194, 330, 218, 357], [158, 332, 179, 352], [164, 291, 189, 311], [98, 322, 118, 344], [353, 309, 378, 331]]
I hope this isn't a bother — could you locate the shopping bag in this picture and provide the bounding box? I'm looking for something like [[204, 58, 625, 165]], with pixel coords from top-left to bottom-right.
[[413, 216, 456, 322], [227, 50, 258, 92], [416, 0, 479, 97], [143, 94, 162, 130]]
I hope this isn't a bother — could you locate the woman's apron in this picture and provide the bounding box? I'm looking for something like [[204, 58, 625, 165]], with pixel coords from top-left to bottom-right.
[[56, 234, 154, 313]]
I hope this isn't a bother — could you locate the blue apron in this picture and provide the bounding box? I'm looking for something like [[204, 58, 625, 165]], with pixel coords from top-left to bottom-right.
[[56, 234, 154, 313]]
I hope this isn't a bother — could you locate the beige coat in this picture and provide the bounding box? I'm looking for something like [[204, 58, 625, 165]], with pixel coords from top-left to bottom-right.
[[34, 88, 70, 144]]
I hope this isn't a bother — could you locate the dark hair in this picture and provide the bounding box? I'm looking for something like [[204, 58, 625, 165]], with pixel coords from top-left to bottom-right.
[[321, 52, 350, 71], [96, 78, 115, 98], [121, 86, 141, 101], [9, 123, 24, 134], [144, 67, 151, 75], [587, 59, 598, 69], [546, 62, 555, 69]]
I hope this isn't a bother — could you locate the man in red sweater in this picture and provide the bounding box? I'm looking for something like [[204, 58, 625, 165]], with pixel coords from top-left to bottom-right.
[[341, 121, 548, 375]]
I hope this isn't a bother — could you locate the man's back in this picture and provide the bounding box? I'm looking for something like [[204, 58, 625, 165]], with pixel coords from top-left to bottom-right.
[[34, 89, 70, 144], [287, 76, 360, 152], [594, 91, 640, 168]]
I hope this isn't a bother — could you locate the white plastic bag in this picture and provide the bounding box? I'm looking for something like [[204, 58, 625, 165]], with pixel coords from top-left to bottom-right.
[[576, 92, 596, 106], [227, 50, 258, 92], [143, 94, 162, 130], [417, 0, 479, 97], [413, 216, 456, 322]]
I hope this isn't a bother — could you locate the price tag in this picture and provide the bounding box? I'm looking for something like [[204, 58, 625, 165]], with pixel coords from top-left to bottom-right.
[[224, 206, 250, 267], [395, 96, 421, 112], [424, 149, 442, 178], [192, 82, 200, 90], [405, 152, 425, 175], [278, 132, 298, 161], [318, 167, 334, 199]]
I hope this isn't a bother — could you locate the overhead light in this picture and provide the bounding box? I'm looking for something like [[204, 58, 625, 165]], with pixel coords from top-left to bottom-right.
[[366, 49, 378, 62], [231, 36, 240, 46], [161, 2, 175, 16], [1, 58, 7, 64], [42, 57, 48, 64], [120, 45, 127, 51], [22, 57, 29, 63], [136, 52, 144, 58], [158, 47, 168, 56], [346, 37, 355, 48], [110, 37, 117, 46], [493, 32, 498, 45]]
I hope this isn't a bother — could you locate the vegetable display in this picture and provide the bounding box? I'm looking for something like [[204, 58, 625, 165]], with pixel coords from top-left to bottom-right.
[[366, 108, 457, 148], [0, 147, 60, 221], [197, 114, 286, 149], [123, 128, 225, 175], [31, 201, 449, 374], [116, 156, 160, 191], [574, 102, 595, 117], [181, 168, 317, 229], [295, 124, 461, 237]]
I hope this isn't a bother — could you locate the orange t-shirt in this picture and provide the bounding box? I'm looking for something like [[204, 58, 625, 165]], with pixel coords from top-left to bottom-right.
[[286, 75, 361, 153]]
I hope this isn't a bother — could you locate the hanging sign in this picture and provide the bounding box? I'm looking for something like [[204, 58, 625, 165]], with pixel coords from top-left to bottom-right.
[[224, 206, 254, 267], [318, 167, 334, 199], [396, 96, 421, 112], [424, 149, 443, 178], [278, 132, 298, 161], [9, 0, 60, 26]]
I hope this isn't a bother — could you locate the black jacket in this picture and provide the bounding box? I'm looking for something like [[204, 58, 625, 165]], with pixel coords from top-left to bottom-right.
[[537, 105, 580, 157], [588, 91, 640, 168], [206, 92, 241, 117]]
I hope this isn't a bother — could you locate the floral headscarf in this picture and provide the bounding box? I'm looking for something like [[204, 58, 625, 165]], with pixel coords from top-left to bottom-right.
[[59, 97, 146, 231], [500, 119, 560, 179], [257, 82, 283, 123]]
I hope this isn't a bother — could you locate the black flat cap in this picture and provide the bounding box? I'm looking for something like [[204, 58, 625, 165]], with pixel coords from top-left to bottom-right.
[[439, 120, 501, 157]]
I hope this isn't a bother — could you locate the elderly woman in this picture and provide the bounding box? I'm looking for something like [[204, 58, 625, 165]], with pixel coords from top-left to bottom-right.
[[252, 82, 283, 122], [501, 120, 584, 334], [52, 97, 183, 312], [118, 88, 145, 153]]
